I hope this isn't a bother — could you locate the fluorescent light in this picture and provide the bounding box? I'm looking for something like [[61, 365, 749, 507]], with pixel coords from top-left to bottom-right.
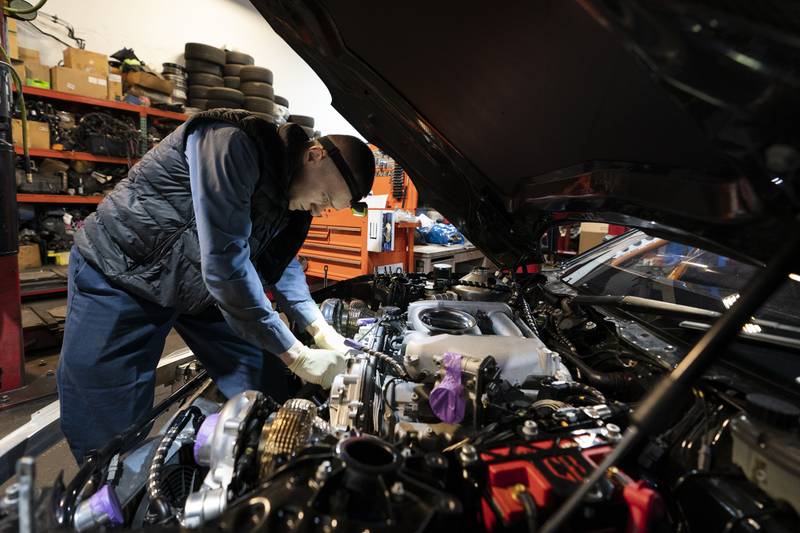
[[790, 273, 800, 282], [681, 261, 708, 269], [742, 323, 762, 334], [723, 293, 740, 309]]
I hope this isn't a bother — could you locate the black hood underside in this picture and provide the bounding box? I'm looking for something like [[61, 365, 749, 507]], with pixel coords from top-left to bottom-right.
[[253, 0, 800, 267]]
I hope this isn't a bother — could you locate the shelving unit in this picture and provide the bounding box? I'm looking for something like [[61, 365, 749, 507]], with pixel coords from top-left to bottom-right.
[[12, 87, 189, 318], [14, 146, 136, 165], [19, 86, 188, 121], [16, 194, 103, 205]]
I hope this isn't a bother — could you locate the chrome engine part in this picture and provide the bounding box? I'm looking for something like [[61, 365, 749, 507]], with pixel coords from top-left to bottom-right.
[[404, 300, 572, 385], [329, 352, 376, 433], [452, 266, 493, 301], [403, 332, 571, 386], [258, 398, 318, 478], [183, 391, 263, 528]]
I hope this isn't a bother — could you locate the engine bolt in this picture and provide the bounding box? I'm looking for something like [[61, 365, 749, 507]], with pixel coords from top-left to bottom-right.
[[390, 481, 405, 498], [411, 392, 419, 401], [583, 321, 597, 330], [605, 423, 622, 441], [459, 444, 479, 465], [522, 420, 538, 437], [315, 460, 332, 482]]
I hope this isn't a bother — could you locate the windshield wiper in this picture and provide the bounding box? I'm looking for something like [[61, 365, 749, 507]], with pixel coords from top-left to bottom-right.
[[571, 294, 800, 335], [679, 320, 800, 351]]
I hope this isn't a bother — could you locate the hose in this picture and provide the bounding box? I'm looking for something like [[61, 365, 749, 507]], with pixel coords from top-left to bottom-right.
[[518, 491, 538, 533], [147, 406, 203, 520], [344, 338, 409, 379], [55, 370, 209, 527], [0, 44, 32, 181], [3, 0, 47, 15], [519, 297, 541, 337], [532, 299, 635, 395], [557, 345, 633, 394], [538, 379, 606, 405]]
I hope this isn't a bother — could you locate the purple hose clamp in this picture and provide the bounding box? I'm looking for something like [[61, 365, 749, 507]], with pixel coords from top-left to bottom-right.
[[89, 485, 124, 526], [429, 352, 466, 424], [193, 413, 220, 466], [356, 317, 378, 326]]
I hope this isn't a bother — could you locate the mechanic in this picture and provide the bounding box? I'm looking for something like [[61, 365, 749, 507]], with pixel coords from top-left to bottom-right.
[[57, 109, 375, 462]]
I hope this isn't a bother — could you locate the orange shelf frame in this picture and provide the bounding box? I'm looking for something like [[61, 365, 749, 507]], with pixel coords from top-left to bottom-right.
[[17, 194, 103, 205], [14, 146, 136, 165], [20, 86, 188, 121]]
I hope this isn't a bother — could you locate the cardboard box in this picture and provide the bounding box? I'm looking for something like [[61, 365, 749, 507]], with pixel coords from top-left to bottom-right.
[[21, 61, 50, 88], [63, 47, 109, 77], [124, 71, 173, 95], [7, 30, 19, 60], [18, 46, 40, 63], [50, 67, 107, 99], [12, 118, 51, 150], [578, 222, 610, 254], [107, 73, 122, 101], [18, 244, 42, 271]]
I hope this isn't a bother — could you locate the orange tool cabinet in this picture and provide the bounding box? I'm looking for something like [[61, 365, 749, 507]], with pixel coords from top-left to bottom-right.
[[299, 147, 418, 282]]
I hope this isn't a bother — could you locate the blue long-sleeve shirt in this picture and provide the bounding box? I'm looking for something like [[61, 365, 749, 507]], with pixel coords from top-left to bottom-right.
[[185, 122, 320, 354]]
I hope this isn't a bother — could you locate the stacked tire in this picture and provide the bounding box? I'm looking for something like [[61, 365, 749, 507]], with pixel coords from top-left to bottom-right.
[[288, 114, 317, 138], [161, 63, 187, 107], [222, 50, 253, 92], [184, 43, 229, 111], [238, 65, 276, 122]]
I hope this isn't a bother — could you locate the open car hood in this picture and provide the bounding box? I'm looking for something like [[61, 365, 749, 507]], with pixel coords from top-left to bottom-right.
[[252, 0, 800, 267]]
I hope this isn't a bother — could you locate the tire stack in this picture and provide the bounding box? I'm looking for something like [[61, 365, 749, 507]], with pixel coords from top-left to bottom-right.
[[288, 114, 317, 138], [239, 65, 275, 122], [184, 43, 227, 111], [161, 63, 187, 108]]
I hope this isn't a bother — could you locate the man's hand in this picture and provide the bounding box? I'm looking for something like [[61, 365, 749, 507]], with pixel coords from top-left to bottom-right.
[[307, 318, 349, 354], [280, 341, 345, 389]]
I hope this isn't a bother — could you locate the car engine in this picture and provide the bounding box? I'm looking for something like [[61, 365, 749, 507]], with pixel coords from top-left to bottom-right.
[[9, 267, 800, 532]]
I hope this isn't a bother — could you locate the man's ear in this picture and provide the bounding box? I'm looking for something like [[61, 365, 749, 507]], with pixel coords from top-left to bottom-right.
[[306, 145, 324, 163]]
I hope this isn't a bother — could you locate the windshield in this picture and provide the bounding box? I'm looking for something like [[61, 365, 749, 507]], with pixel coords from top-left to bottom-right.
[[561, 232, 800, 339]]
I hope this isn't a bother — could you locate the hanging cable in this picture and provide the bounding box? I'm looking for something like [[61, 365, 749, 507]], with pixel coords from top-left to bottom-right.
[[25, 21, 73, 48], [34, 11, 86, 49], [0, 42, 32, 181]]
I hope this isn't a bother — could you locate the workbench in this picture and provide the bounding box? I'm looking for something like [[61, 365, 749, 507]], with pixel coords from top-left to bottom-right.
[[413, 243, 487, 274]]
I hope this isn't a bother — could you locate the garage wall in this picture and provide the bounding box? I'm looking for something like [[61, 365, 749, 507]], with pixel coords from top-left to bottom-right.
[[13, 0, 361, 137]]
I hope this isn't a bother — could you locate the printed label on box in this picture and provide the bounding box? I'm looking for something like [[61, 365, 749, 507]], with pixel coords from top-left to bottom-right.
[[67, 82, 76, 90], [108, 73, 122, 82]]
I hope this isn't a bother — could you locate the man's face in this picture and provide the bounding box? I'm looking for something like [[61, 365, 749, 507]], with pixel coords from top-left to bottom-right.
[[288, 145, 352, 216]]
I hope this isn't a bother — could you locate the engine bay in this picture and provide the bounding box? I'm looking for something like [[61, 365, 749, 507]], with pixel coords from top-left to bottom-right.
[[7, 266, 800, 532]]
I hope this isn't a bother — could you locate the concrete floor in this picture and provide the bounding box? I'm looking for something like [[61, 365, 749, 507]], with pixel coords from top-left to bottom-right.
[[0, 328, 189, 492]]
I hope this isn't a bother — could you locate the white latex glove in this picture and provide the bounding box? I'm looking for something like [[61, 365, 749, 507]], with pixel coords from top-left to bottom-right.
[[279, 341, 346, 389], [307, 317, 349, 354]]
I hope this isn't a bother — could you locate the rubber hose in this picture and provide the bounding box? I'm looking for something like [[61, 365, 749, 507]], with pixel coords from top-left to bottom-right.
[[518, 491, 538, 533], [146, 406, 202, 519], [557, 347, 632, 394], [538, 379, 606, 405]]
